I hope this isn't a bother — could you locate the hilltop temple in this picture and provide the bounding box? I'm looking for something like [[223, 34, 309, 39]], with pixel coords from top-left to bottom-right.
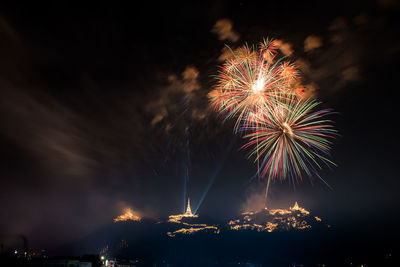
[[183, 198, 195, 217]]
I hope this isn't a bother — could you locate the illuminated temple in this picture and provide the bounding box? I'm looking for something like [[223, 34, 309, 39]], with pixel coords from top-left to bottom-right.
[[183, 198, 195, 217], [168, 198, 198, 223], [167, 198, 219, 237]]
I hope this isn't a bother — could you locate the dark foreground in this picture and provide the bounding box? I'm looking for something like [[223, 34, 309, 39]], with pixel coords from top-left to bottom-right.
[[1, 220, 398, 266]]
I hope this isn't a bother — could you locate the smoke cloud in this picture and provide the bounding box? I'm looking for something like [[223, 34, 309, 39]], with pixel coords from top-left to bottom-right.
[[211, 18, 239, 42], [274, 39, 294, 56], [304, 35, 323, 52], [146, 66, 202, 127], [241, 191, 266, 213]]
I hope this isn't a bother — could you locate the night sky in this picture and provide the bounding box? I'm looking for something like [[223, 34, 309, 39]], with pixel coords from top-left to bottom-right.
[[0, 1, 399, 249]]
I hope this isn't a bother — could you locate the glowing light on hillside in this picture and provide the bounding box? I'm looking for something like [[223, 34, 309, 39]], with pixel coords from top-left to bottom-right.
[[168, 198, 198, 223], [230, 202, 315, 232], [290, 201, 310, 215], [113, 208, 141, 222]]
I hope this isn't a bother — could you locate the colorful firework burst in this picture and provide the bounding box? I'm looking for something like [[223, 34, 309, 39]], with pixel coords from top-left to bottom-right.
[[242, 95, 337, 182], [209, 39, 301, 132], [209, 37, 336, 200]]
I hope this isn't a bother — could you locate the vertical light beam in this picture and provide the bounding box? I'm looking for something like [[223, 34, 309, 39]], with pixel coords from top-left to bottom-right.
[[193, 138, 236, 214]]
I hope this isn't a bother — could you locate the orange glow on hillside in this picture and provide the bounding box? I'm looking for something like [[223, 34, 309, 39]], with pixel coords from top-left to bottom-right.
[[167, 225, 220, 237], [230, 202, 315, 232], [290, 201, 310, 215], [113, 208, 141, 222]]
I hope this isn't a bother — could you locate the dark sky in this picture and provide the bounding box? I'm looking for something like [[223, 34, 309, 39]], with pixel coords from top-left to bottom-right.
[[0, 1, 399, 248]]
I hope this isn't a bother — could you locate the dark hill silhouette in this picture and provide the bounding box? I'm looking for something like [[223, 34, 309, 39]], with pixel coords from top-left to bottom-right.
[[55, 204, 398, 266]]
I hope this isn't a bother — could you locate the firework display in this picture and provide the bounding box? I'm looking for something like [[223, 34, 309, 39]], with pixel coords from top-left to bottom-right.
[[209, 39, 300, 132], [242, 95, 336, 181], [209, 38, 336, 195]]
